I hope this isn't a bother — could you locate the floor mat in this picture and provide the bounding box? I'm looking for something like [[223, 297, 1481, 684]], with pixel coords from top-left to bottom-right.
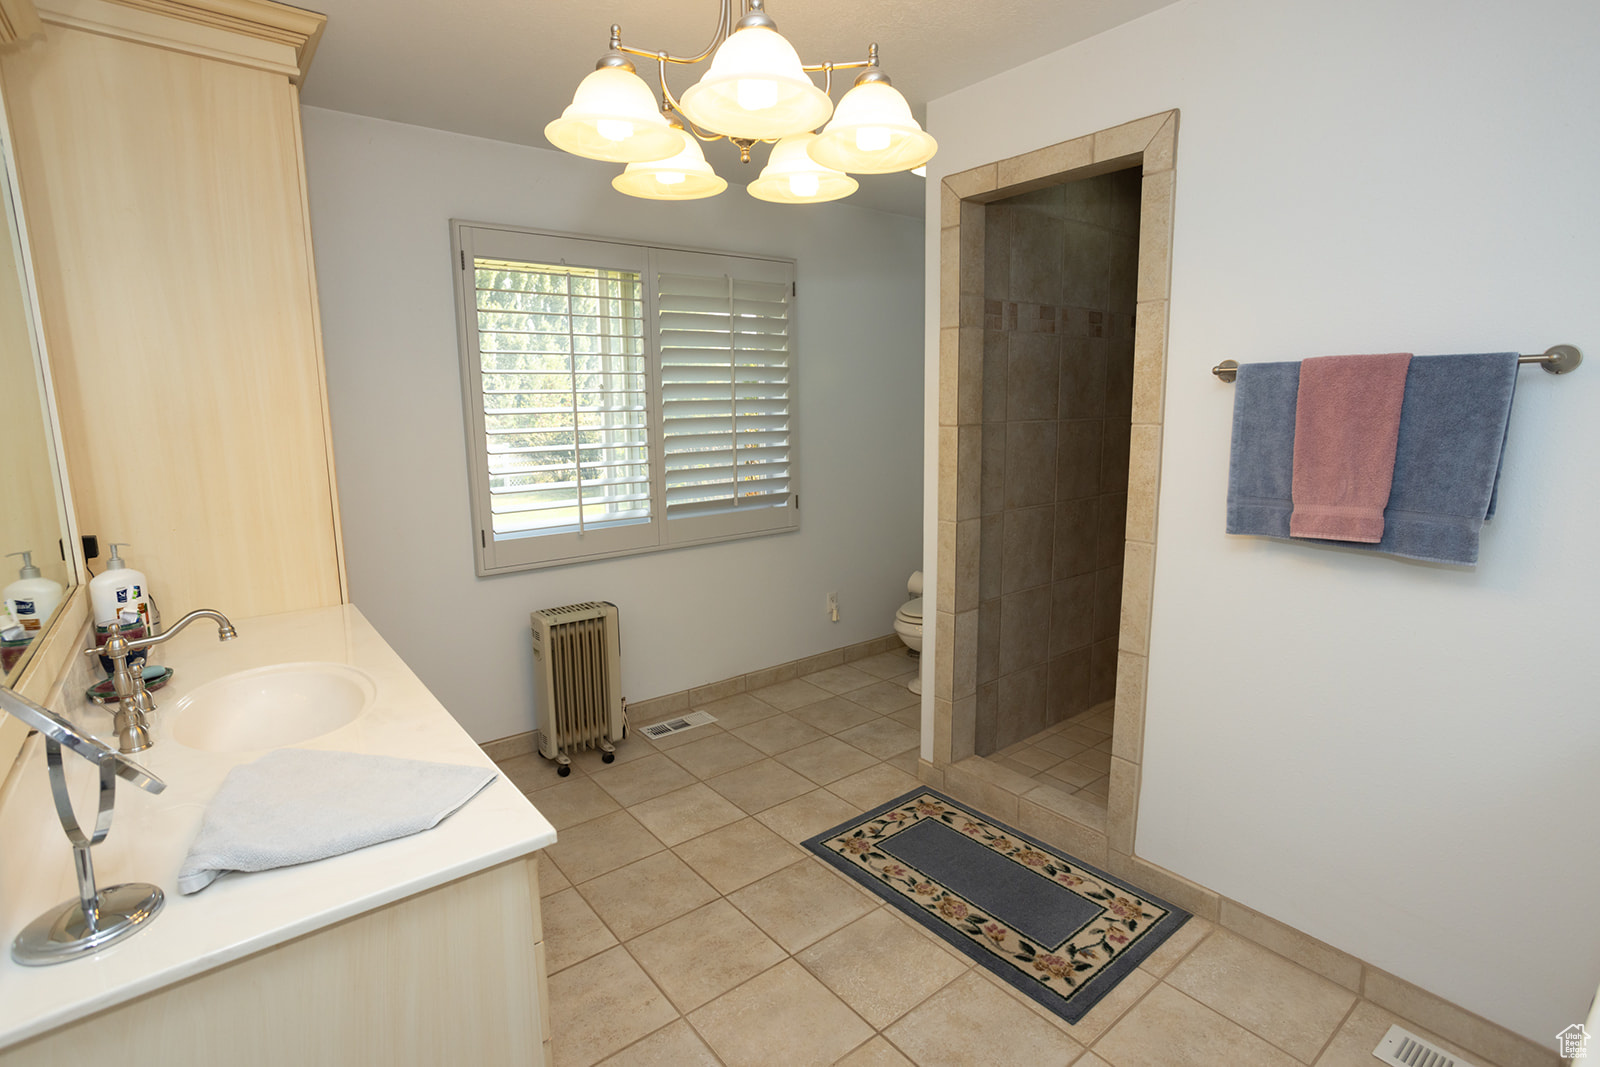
[[804, 788, 1190, 1024]]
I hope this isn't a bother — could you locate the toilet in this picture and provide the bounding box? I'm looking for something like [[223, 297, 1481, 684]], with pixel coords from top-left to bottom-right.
[[893, 571, 923, 694]]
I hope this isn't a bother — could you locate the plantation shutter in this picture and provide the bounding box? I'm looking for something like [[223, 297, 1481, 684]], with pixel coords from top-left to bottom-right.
[[458, 229, 658, 570], [653, 249, 798, 543]]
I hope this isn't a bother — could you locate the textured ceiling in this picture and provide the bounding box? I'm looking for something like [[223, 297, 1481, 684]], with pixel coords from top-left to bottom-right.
[[299, 0, 1181, 217]]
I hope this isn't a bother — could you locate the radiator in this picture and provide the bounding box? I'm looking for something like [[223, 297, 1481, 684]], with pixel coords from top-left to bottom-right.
[[530, 601, 625, 776]]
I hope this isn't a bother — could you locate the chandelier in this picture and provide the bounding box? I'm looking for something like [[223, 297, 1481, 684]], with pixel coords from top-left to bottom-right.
[[544, 0, 937, 204]]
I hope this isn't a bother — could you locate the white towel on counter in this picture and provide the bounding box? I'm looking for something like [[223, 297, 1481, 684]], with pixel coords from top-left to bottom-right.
[[177, 749, 497, 894]]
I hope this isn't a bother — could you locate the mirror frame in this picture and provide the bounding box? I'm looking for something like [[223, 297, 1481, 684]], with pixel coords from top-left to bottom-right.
[[0, 63, 85, 768]]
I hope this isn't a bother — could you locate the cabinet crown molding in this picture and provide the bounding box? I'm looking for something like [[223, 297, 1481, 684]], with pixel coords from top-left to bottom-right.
[[37, 0, 324, 81]]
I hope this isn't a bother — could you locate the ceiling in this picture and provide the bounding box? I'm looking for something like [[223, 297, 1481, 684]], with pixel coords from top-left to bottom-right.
[[298, 0, 1180, 217]]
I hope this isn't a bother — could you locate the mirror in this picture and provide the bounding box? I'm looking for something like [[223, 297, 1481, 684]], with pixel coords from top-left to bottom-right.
[[0, 110, 77, 687]]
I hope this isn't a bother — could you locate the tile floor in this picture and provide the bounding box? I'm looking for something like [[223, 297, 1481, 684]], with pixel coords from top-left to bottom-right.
[[496, 649, 1511, 1067], [989, 702, 1117, 805]]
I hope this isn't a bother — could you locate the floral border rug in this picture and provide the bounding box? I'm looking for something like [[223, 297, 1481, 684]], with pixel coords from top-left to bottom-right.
[[803, 789, 1190, 1025]]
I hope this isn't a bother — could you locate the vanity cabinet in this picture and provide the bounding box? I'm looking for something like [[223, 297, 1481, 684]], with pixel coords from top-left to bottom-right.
[[0, 857, 551, 1066], [0, 0, 345, 619]]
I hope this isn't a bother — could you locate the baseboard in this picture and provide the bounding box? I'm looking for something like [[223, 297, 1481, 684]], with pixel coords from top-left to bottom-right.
[[479, 632, 904, 760]]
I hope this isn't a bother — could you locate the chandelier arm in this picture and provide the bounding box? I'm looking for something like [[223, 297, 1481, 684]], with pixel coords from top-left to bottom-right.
[[613, 0, 734, 67]]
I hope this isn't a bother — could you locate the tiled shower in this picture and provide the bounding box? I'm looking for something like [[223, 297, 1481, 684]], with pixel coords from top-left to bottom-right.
[[976, 167, 1143, 755]]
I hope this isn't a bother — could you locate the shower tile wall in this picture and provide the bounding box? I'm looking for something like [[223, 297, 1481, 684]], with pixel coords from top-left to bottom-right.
[[976, 168, 1142, 755]]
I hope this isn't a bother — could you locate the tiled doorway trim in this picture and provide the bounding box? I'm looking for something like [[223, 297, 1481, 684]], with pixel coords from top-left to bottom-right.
[[926, 110, 1177, 847]]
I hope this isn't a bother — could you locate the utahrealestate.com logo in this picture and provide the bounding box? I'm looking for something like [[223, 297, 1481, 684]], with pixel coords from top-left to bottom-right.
[[1558, 1023, 1590, 1059]]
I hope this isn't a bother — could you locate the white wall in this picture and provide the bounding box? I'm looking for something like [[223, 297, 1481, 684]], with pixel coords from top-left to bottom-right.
[[301, 108, 923, 744], [923, 0, 1600, 1045]]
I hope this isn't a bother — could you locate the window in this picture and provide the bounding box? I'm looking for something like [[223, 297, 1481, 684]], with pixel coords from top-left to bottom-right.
[[453, 224, 798, 574]]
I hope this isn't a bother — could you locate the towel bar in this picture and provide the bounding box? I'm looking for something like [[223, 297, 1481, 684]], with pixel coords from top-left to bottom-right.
[[1212, 344, 1581, 383]]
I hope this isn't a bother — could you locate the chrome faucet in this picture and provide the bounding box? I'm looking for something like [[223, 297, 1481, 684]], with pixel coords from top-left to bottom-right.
[[86, 609, 237, 753]]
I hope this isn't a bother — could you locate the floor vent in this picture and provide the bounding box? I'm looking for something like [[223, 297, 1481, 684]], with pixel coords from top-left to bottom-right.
[[638, 710, 717, 741], [1373, 1024, 1477, 1067]]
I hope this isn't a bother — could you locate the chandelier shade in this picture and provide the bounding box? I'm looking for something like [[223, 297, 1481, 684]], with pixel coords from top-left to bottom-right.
[[677, 25, 834, 140], [747, 134, 857, 204], [808, 78, 937, 174], [612, 128, 729, 200], [544, 64, 683, 164]]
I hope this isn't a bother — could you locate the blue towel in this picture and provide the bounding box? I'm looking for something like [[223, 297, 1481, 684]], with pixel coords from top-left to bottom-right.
[[1225, 360, 1300, 538], [1225, 353, 1520, 565]]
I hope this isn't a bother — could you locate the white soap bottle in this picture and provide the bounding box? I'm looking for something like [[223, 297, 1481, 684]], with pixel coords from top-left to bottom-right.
[[3, 551, 64, 635], [88, 543, 153, 666]]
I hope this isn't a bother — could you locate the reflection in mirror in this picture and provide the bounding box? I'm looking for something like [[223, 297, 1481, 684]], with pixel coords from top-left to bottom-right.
[[0, 118, 75, 687]]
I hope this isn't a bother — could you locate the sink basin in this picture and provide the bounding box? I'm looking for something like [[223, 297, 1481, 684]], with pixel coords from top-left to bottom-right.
[[169, 662, 376, 752]]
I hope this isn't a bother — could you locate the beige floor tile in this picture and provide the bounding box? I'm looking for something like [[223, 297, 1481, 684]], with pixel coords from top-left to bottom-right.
[[542, 887, 620, 974], [693, 691, 782, 729], [886, 749, 920, 775], [1074, 1055, 1113, 1067], [624, 898, 787, 1013], [588, 753, 696, 807], [1166, 929, 1356, 1063], [999, 755, 1048, 779], [1041, 759, 1102, 789], [1093, 983, 1301, 1067], [755, 789, 865, 843], [1312, 1001, 1485, 1067], [673, 817, 806, 894], [596, 1019, 719, 1066], [827, 763, 923, 811], [1138, 915, 1213, 977], [1077, 708, 1116, 732], [776, 736, 881, 785], [537, 850, 570, 896], [705, 757, 816, 814], [884, 970, 1083, 1066], [796, 908, 971, 1029], [834, 1036, 915, 1066], [790, 695, 880, 735], [1065, 965, 1156, 1044], [544, 810, 664, 885], [688, 959, 875, 1067], [547, 945, 678, 1067], [848, 679, 920, 714], [497, 750, 574, 793], [885, 705, 922, 729], [576, 851, 718, 941], [1009, 745, 1065, 772], [1067, 748, 1113, 776], [1034, 733, 1089, 760], [526, 777, 622, 830], [750, 677, 832, 711], [852, 650, 919, 679], [628, 783, 746, 846], [1079, 776, 1110, 800], [837, 718, 920, 759], [727, 858, 877, 953], [663, 732, 765, 779], [732, 713, 828, 756], [802, 663, 879, 694]]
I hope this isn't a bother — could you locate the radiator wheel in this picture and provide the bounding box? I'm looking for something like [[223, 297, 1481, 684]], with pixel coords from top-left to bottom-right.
[[602, 751, 616, 764], [558, 764, 571, 777]]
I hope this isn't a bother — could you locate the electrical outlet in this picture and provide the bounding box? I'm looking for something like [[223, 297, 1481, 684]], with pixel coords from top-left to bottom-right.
[[826, 591, 839, 622]]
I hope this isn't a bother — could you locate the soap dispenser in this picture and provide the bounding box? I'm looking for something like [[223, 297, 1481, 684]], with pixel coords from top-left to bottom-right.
[[88, 543, 152, 669], [3, 551, 64, 635]]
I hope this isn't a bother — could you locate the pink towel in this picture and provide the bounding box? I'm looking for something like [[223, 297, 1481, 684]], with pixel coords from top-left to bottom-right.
[[1289, 352, 1413, 542]]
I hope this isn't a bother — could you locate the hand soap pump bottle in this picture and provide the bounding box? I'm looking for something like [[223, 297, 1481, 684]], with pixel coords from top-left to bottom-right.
[[88, 543, 152, 670], [4, 551, 64, 635]]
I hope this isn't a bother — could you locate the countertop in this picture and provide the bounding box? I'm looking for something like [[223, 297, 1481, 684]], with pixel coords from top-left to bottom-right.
[[0, 604, 556, 1049]]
